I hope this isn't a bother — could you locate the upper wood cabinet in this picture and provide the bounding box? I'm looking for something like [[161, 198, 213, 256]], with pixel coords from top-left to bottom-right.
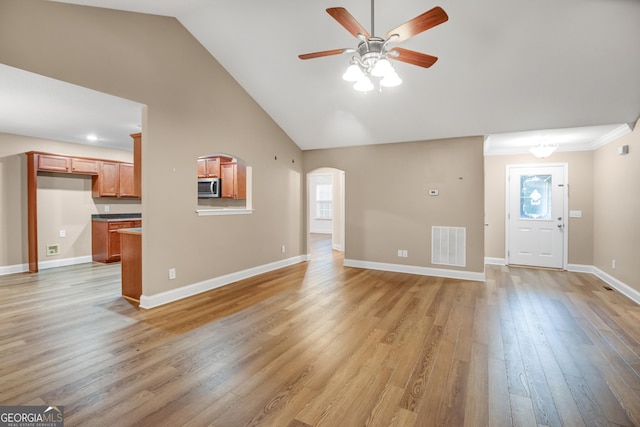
[[93, 161, 120, 197], [221, 162, 246, 199], [131, 132, 141, 198], [197, 155, 232, 178], [37, 154, 70, 172], [71, 157, 99, 174], [37, 153, 99, 175], [118, 163, 136, 198]]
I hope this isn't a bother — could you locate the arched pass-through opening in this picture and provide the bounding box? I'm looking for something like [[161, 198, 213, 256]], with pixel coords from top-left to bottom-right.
[[196, 152, 253, 216]]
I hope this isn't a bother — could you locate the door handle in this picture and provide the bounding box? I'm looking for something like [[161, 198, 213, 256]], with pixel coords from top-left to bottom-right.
[[557, 224, 564, 229]]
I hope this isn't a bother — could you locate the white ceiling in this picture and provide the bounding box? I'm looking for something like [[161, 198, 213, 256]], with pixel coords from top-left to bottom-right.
[[2, 0, 639, 153]]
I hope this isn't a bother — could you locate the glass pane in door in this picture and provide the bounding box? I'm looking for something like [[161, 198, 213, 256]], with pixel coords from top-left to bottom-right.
[[520, 174, 552, 219]]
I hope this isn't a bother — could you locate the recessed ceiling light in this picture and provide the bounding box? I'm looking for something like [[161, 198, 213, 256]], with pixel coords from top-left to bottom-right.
[[87, 134, 98, 142]]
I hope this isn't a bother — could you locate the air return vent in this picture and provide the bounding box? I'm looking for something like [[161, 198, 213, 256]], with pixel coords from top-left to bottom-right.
[[431, 226, 466, 267]]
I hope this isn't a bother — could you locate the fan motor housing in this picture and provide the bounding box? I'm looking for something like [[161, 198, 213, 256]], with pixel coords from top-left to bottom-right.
[[357, 37, 386, 69]]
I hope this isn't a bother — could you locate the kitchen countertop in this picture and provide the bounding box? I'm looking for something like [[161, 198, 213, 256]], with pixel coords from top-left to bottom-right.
[[92, 213, 141, 222]]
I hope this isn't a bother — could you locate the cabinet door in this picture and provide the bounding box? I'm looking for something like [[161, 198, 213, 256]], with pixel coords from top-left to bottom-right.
[[205, 158, 221, 177], [71, 158, 99, 175], [38, 154, 70, 172], [118, 163, 136, 197], [220, 163, 246, 199], [197, 159, 207, 178], [93, 162, 119, 197], [221, 163, 236, 198]]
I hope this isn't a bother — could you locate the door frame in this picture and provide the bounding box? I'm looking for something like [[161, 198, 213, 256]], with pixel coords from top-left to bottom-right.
[[505, 163, 569, 269]]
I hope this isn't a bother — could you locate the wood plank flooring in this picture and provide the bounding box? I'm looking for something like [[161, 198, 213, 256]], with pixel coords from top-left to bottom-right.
[[1, 234, 640, 426]]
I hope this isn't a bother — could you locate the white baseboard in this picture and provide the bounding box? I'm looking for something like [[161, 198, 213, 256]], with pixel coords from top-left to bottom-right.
[[485, 257, 507, 266], [0, 256, 93, 276], [343, 259, 485, 282], [139, 255, 308, 309], [38, 255, 93, 270], [566, 264, 595, 273], [0, 263, 29, 275], [592, 267, 640, 306]]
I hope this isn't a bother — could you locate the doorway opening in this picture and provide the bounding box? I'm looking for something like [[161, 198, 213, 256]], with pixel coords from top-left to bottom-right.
[[307, 168, 345, 257]]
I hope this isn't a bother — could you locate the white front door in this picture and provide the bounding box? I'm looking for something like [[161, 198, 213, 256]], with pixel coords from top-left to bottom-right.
[[507, 165, 567, 269]]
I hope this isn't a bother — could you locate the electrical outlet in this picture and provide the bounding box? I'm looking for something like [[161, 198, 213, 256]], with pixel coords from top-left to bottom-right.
[[168, 268, 176, 280], [104, 205, 110, 213], [281, 245, 286, 253], [402, 250, 408, 258], [59, 229, 66, 238], [397, 249, 403, 257], [612, 259, 616, 269]]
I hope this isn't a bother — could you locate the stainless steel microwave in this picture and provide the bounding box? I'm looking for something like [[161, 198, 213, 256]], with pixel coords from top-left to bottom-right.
[[198, 177, 221, 198]]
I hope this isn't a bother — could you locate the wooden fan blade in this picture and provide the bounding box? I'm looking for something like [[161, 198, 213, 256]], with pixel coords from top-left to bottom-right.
[[385, 6, 448, 43], [390, 48, 438, 68], [298, 48, 350, 60], [327, 7, 370, 39]]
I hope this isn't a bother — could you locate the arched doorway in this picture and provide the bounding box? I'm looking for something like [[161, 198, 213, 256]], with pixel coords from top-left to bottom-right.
[[307, 168, 345, 256]]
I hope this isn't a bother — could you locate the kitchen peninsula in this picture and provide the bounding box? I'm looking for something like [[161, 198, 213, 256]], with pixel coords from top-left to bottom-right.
[[118, 227, 142, 302]]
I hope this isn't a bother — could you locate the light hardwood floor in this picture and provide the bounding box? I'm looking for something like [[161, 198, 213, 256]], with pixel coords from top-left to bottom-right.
[[1, 234, 640, 426]]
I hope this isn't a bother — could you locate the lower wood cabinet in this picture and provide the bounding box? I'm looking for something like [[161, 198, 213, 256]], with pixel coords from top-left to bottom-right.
[[92, 219, 141, 263]]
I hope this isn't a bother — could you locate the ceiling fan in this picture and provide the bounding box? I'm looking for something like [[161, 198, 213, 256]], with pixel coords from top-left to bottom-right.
[[299, 1, 449, 91]]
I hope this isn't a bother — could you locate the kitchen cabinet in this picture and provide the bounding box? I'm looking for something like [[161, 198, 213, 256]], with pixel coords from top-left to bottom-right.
[[197, 155, 232, 178], [221, 162, 246, 199], [92, 219, 142, 263], [36, 153, 99, 175], [118, 163, 136, 197], [92, 161, 119, 197], [92, 161, 136, 198], [70, 158, 99, 174], [37, 154, 70, 172]]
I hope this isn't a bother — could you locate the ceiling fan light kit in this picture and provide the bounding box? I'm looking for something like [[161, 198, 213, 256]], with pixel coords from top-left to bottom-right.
[[299, 2, 448, 93]]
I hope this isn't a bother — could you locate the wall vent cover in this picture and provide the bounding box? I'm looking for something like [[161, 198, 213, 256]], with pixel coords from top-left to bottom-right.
[[432, 226, 466, 267]]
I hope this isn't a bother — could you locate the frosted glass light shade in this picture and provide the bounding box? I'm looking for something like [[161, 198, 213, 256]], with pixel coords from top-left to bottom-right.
[[342, 64, 364, 82], [380, 71, 402, 87], [529, 144, 558, 158], [371, 59, 393, 77], [353, 76, 374, 92]]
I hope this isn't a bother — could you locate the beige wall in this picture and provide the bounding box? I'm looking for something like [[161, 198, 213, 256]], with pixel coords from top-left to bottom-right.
[[593, 118, 640, 292], [484, 151, 595, 266], [0, 133, 139, 269], [0, 0, 303, 295], [303, 137, 485, 273]]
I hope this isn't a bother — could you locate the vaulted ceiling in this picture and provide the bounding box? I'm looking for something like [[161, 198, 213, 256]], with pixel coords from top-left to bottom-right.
[[3, 0, 640, 152]]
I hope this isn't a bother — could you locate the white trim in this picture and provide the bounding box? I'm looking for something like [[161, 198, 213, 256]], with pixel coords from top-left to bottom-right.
[[139, 255, 307, 309], [332, 243, 344, 251], [1, 255, 92, 275], [343, 259, 485, 282], [0, 263, 29, 275], [566, 263, 594, 273], [39, 255, 93, 270], [485, 257, 507, 266], [196, 208, 254, 216], [592, 267, 640, 306]]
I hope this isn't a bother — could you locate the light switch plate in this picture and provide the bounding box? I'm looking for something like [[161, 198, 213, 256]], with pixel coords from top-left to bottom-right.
[[569, 210, 582, 218]]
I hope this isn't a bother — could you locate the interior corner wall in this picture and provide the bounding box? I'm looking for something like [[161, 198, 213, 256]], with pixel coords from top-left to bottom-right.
[[484, 151, 594, 266], [302, 136, 485, 274], [593, 118, 640, 293], [0, 0, 304, 296]]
